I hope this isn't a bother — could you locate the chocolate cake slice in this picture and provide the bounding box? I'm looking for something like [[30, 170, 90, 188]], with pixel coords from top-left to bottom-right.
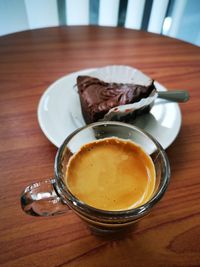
[[77, 75, 156, 124]]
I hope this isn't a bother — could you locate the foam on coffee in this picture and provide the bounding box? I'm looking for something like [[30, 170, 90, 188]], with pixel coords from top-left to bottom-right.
[[65, 137, 155, 211]]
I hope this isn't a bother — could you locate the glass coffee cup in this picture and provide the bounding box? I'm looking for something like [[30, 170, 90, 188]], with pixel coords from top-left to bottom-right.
[[21, 121, 170, 234]]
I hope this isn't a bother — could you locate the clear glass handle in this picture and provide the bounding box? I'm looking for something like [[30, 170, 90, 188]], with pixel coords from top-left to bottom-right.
[[21, 178, 69, 216]]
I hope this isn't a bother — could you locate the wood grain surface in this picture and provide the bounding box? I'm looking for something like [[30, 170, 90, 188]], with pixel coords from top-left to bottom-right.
[[0, 26, 200, 267]]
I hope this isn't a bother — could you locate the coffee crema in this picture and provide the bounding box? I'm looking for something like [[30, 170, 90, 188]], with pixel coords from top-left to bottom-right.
[[65, 138, 155, 211]]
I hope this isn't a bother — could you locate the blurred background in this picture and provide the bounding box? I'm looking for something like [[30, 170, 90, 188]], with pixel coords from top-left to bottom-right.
[[0, 0, 200, 46]]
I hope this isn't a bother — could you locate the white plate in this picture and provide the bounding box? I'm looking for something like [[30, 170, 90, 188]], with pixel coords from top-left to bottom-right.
[[38, 67, 182, 149]]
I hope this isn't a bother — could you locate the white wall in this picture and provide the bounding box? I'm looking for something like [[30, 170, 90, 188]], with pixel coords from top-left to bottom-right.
[[0, 0, 59, 36], [25, 0, 59, 29], [0, 0, 28, 36]]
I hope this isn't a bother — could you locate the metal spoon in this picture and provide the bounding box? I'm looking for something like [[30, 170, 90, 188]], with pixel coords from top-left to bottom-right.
[[157, 90, 189, 102]]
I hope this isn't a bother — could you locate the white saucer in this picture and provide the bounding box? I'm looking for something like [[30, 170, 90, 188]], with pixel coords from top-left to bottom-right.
[[37, 67, 181, 149]]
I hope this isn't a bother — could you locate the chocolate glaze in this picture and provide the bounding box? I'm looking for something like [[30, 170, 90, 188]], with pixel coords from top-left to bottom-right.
[[77, 75, 156, 124]]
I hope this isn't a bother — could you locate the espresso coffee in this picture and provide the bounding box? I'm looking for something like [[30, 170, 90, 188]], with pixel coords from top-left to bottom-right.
[[65, 138, 155, 211]]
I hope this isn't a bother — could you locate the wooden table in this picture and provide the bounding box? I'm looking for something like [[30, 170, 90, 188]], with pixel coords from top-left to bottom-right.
[[0, 26, 199, 267]]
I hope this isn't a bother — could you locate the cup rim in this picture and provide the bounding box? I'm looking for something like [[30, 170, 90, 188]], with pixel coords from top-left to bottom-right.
[[55, 121, 170, 219]]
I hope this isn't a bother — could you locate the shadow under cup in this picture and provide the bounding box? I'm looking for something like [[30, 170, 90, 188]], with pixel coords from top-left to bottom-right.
[[21, 122, 170, 234]]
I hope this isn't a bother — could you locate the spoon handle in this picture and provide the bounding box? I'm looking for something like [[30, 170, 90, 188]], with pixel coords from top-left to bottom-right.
[[157, 90, 190, 102]]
